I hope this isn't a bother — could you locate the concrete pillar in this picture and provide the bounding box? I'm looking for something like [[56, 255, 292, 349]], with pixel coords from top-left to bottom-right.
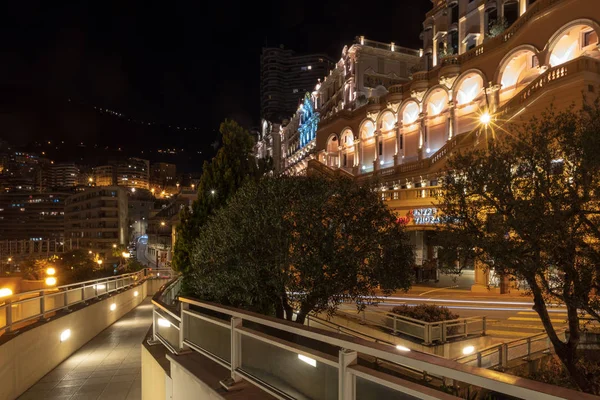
[[472, 258, 490, 292]]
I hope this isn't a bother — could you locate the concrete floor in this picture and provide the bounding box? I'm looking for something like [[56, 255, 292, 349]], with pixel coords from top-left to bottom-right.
[[18, 299, 153, 400]]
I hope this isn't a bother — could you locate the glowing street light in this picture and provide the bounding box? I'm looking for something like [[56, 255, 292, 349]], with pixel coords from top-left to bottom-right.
[[7, 257, 12, 262], [97, 259, 103, 265], [160, 221, 166, 227], [45, 277, 57, 286], [191, 184, 195, 190], [0, 288, 13, 297], [480, 112, 491, 126], [112, 244, 117, 249], [88, 250, 93, 255], [46, 267, 56, 276], [210, 189, 216, 195], [122, 252, 131, 259]]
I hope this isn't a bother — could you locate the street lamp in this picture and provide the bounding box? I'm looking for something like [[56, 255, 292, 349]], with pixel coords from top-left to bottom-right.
[[160, 221, 166, 227], [480, 112, 491, 126], [210, 189, 216, 195], [97, 259, 103, 266], [46, 267, 56, 276], [122, 252, 130, 259], [45, 277, 57, 286], [113, 244, 117, 249]]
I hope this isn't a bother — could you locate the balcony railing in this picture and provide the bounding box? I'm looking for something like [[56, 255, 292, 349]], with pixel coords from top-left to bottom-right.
[[150, 286, 596, 400]]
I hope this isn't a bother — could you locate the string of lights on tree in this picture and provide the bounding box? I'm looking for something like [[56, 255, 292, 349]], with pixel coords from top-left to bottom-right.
[[67, 98, 202, 132]]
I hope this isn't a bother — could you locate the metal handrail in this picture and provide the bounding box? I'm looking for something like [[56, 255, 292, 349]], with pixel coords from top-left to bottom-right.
[[0, 267, 175, 334], [157, 296, 595, 400]]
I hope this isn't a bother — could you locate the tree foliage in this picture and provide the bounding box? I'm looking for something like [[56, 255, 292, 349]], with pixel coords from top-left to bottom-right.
[[172, 119, 267, 276], [187, 175, 414, 324], [438, 101, 600, 394]]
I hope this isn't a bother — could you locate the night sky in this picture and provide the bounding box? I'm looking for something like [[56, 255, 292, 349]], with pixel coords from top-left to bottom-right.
[[0, 0, 431, 168]]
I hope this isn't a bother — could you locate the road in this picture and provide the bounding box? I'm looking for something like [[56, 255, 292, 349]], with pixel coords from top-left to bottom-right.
[[349, 291, 571, 339], [135, 237, 156, 267]]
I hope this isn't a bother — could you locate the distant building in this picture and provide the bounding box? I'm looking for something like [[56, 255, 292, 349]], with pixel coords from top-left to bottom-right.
[[64, 186, 128, 262], [128, 190, 155, 241], [49, 163, 79, 188], [115, 158, 150, 190], [0, 150, 50, 192], [150, 162, 177, 190], [0, 192, 70, 241], [261, 47, 335, 122], [93, 165, 115, 187], [93, 158, 150, 190]]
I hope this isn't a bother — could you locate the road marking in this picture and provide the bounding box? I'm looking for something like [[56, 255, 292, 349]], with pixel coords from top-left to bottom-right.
[[485, 330, 533, 338], [517, 311, 567, 316], [508, 317, 566, 323], [487, 323, 546, 330], [418, 286, 458, 296]]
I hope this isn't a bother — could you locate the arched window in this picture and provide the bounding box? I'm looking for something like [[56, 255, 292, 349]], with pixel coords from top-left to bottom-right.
[[360, 120, 375, 139], [549, 23, 599, 67], [426, 89, 449, 117], [402, 102, 420, 125], [379, 112, 396, 132], [503, 1, 519, 27], [455, 73, 484, 106], [498, 49, 539, 103]]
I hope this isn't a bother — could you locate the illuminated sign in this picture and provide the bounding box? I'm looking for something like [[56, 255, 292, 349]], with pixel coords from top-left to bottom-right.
[[412, 208, 441, 225]]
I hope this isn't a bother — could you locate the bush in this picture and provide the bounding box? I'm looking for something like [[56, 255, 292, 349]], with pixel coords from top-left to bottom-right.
[[391, 304, 458, 323]]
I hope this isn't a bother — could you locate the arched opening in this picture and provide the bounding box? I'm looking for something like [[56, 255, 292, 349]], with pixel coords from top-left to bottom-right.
[[378, 111, 396, 168], [340, 129, 355, 169], [360, 120, 376, 171], [425, 89, 449, 154], [549, 23, 599, 67], [485, 7, 498, 37], [455, 72, 486, 134], [326, 135, 339, 168], [498, 49, 539, 104], [400, 102, 420, 162]]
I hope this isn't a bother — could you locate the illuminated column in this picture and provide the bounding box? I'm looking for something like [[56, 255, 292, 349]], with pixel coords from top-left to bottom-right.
[[447, 100, 456, 141], [487, 84, 501, 113], [373, 132, 380, 171], [338, 146, 342, 168], [519, 0, 527, 15], [357, 139, 363, 173], [394, 123, 401, 166], [418, 113, 426, 160]]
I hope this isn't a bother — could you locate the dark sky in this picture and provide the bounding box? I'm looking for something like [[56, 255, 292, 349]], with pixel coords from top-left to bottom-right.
[[0, 0, 431, 166]]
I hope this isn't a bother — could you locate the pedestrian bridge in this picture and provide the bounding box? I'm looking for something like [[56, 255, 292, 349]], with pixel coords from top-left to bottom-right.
[[1, 270, 595, 400]]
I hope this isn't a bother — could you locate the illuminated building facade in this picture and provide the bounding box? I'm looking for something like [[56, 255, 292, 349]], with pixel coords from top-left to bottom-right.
[[64, 187, 128, 262], [264, 0, 600, 291], [263, 38, 421, 175]]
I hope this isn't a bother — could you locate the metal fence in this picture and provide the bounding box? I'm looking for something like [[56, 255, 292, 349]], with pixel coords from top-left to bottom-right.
[[0, 267, 175, 334], [454, 331, 565, 369], [335, 309, 486, 345], [150, 285, 594, 400]]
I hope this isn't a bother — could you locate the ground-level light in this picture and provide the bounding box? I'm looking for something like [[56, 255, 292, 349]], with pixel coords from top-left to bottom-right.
[[110, 303, 117, 311], [60, 329, 71, 342], [134, 291, 139, 297], [462, 345, 475, 355], [298, 354, 317, 367], [396, 345, 411, 352], [157, 318, 170, 328]]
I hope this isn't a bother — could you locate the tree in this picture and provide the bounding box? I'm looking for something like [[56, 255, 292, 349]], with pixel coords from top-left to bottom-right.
[[172, 119, 265, 275], [187, 175, 414, 324], [438, 101, 600, 394]]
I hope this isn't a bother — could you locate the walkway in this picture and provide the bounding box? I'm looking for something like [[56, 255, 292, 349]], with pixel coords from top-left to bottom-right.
[[18, 298, 153, 400]]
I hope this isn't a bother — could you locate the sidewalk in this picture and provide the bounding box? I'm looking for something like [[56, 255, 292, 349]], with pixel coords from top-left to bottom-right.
[[18, 299, 152, 400]]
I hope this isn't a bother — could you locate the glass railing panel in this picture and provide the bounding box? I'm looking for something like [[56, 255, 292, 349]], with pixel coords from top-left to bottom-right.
[[66, 288, 83, 306], [154, 310, 180, 351], [240, 334, 338, 400], [12, 298, 41, 323], [184, 313, 231, 362], [356, 376, 420, 400], [44, 292, 66, 312]]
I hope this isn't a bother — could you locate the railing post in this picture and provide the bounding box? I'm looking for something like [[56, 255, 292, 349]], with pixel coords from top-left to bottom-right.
[[230, 317, 243, 383], [338, 348, 357, 400], [501, 343, 508, 369], [441, 322, 447, 343], [424, 323, 431, 345], [526, 338, 532, 360], [482, 316, 487, 336], [179, 302, 189, 353], [464, 319, 468, 338], [6, 299, 12, 333], [64, 290, 69, 311], [40, 290, 46, 319], [392, 315, 397, 334], [152, 308, 157, 341], [477, 352, 482, 368]]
